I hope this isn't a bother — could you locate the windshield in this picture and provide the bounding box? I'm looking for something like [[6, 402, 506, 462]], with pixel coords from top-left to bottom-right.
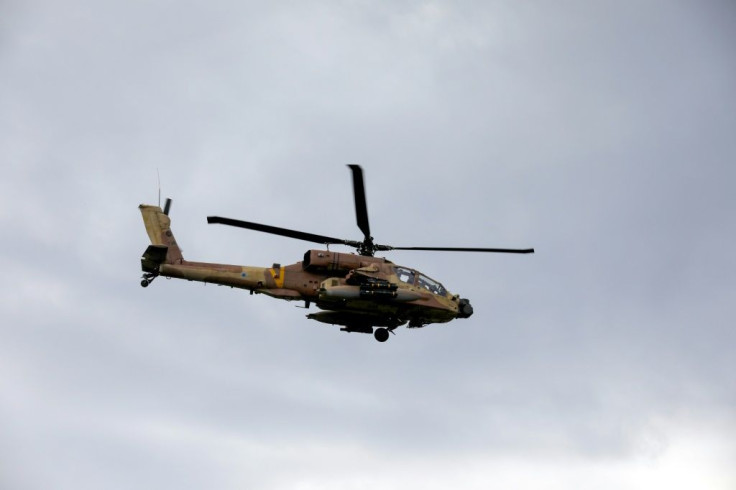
[[395, 266, 416, 285], [417, 274, 447, 296], [395, 266, 447, 296]]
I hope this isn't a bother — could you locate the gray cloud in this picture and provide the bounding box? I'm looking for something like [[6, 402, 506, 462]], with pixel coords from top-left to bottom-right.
[[1, 1, 735, 489]]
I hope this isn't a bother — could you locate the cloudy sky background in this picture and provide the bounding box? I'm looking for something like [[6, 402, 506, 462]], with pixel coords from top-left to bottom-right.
[[1, 1, 735, 488]]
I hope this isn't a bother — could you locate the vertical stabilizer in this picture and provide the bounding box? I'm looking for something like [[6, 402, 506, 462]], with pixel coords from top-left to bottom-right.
[[139, 204, 184, 264]]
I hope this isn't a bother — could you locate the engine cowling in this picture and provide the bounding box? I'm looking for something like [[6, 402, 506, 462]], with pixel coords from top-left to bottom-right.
[[303, 250, 366, 273]]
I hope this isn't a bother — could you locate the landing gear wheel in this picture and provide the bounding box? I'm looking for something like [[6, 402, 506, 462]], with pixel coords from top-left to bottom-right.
[[140, 272, 158, 288], [374, 328, 389, 342]]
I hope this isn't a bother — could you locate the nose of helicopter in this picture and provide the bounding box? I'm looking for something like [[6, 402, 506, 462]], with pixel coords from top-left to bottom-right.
[[457, 298, 474, 318]]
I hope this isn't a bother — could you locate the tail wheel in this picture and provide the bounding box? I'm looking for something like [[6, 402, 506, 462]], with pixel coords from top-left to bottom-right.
[[374, 328, 389, 342], [140, 272, 157, 288]]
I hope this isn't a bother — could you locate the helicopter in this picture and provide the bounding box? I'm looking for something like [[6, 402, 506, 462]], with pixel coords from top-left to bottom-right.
[[139, 165, 533, 342]]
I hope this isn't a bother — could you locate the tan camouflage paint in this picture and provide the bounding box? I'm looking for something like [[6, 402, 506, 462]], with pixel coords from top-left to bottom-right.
[[139, 204, 462, 328]]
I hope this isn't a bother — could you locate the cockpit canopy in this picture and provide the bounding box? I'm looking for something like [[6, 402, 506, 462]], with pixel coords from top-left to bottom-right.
[[394, 266, 447, 296]]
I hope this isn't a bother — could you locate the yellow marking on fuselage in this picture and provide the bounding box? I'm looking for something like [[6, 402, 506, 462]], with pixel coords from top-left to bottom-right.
[[269, 267, 285, 288]]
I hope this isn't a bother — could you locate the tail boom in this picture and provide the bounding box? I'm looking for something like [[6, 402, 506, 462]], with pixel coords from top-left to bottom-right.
[[158, 261, 270, 292], [138, 203, 280, 294]]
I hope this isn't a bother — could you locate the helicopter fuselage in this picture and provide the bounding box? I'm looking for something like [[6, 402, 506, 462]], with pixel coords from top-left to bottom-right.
[[146, 242, 470, 333]]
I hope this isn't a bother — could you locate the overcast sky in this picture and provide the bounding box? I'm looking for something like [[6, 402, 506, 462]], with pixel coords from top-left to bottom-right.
[[1, 1, 735, 489]]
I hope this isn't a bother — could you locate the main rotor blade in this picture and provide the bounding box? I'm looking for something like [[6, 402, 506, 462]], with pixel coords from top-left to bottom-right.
[[207, 216, 360, 247], [388, 246, 535, 254], [348, 164, 371, 240]]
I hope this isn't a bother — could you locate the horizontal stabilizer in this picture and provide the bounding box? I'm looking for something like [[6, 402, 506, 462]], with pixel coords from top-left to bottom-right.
[[141, 244, 168, 272]]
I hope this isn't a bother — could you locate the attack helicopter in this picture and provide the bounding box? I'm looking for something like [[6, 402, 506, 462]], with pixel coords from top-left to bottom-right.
[[139, 165, 533, 342]]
